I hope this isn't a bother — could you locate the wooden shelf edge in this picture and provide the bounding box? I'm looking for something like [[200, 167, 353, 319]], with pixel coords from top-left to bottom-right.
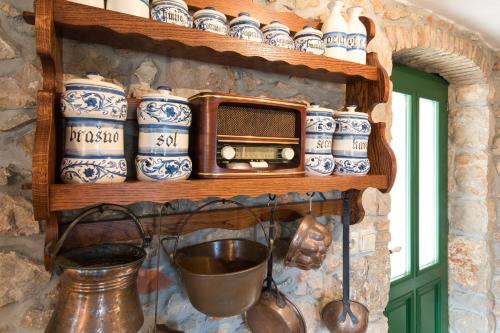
[[49, 175, 389, 213], [23, 1, 381, 83]]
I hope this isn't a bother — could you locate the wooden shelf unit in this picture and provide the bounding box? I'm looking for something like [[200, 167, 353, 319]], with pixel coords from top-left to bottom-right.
[[27, 0, 395, 268]]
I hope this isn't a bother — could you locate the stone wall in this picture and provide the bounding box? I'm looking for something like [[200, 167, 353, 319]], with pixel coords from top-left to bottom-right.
[[0, 0, 498, 332]]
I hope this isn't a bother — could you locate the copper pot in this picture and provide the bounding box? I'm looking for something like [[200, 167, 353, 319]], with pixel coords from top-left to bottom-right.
[[164, 199, 270, 318], [285, 213, 332, 270], [45, 204, 151, 333]]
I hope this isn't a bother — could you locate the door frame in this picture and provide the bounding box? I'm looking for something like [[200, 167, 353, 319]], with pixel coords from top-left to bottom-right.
[[386, 64, 449, 333]]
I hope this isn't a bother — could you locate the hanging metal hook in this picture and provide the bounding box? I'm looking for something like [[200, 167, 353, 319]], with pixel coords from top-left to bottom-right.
[[306, 192, 315, 214]]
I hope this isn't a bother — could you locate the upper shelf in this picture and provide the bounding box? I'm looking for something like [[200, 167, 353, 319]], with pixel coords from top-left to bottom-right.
[[24, 0, 380, 83]]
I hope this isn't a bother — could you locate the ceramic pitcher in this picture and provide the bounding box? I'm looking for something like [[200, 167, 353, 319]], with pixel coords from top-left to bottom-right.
[[346, 6, 367, 64], [332, 106, 371, 175], [322, 0, 347, 60]]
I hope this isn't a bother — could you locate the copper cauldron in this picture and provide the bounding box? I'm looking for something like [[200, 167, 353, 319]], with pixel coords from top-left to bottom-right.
[[45, 204, 151, 333], [163, 199, 270, 318]]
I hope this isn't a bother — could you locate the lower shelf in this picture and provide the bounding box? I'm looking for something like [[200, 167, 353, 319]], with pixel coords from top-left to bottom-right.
[[49, 175, 388, 212]]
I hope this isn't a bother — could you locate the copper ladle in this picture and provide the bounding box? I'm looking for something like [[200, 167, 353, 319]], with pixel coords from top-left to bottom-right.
[[321, 191, 369, 333]]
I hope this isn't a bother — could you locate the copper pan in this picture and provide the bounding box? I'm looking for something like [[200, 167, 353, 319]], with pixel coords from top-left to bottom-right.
[[247, 203, 306, 333]]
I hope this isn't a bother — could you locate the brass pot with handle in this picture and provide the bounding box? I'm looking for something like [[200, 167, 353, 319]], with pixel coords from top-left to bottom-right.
[[45, 204, 151, 333], [162, 199, 270, 318]]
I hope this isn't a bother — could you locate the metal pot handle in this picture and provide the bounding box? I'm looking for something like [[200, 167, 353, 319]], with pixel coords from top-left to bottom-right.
[[47, 204, 151, 259], [162, 199, 269, 260]]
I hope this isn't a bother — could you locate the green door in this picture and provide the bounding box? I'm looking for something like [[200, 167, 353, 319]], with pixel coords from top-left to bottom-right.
[[385, 64, 448, 333]]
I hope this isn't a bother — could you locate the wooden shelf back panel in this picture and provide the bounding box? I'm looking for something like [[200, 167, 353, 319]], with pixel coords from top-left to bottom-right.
[[60, 199, 344, 250], [50, 175, 388, 212], [24, 0, 380, 83]]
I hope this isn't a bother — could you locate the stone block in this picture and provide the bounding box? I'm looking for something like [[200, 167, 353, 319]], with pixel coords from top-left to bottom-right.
[[134, 60, 157, 85], [454, 151, 488, 197], [456, 84, 489, 105], [17, 128, 35, 156], [362, 188, 390, 216], [0, 251, 49, 307], [0, 2, 21, 17], [449, 235, 490, 293], [0, 34, 15, 60], [449, 308, 495, 333], [0, 77, 34, 110], [0, 193, 39, 236], [450, 106, 490, 150], [383, 5, 410, 20], [0, 109, 35, 132]]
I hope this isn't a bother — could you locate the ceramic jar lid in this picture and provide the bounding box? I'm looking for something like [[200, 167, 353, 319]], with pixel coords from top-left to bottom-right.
[[307, 102, 334, 113], [64, 73, 125, 94], [294, 25, 323, 39], [193, 6, 227, 23], [335, 105, 368, 117], [141, 86, 188, 102], [262, 20, 290, 33], [229, 12, 261, 28], [152, 0, 188, 11]]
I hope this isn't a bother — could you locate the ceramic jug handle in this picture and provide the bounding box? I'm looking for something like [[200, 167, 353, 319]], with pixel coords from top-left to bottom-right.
[[47, 204, 151, 259], [163, 199, 269, 261]]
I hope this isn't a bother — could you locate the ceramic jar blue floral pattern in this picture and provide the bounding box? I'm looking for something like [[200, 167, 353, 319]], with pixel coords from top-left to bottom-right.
[[60, 73, 128, 184], [193, 7, 228, 35], [262, 21, 294, 49], [305, 103, 336, 176], [136, 87, 192, 181], [294, 26, 325, 55], [151, 0, 192, 28], [332, 106, 371, 175], [229, 13, 264, 43]]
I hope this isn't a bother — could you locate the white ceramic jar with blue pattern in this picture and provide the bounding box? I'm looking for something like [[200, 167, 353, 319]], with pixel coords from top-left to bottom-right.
[[151, 0, 192, 28], [294, 25, 325, 55], [262, 21, 294, 49], [305, 103, 336, 176], [228, 13, 264, 43], [332, 106, 371, 176], [60, 73, 128, 184], [136, 87, 192, 181], [106, 0, 150, 18], [193, 7, 228, 35]]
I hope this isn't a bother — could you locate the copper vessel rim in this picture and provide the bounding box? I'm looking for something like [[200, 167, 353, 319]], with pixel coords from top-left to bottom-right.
[[56, 244, 147, 271], [320, 299, 369, 320], [174, 238, 270, 278]]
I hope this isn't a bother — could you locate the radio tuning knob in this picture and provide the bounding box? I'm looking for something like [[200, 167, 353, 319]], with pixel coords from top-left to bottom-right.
[[281, 148, 295, 161], [221, 145, 236, 160]]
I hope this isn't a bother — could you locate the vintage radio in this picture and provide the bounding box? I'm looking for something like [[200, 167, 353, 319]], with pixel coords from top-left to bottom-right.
[[189, 93, 307, 178]]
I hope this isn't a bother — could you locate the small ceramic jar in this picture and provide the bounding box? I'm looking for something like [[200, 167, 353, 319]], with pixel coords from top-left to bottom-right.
[[305, 103, 336, 176], [69, 0, 104, 8], [332, 106, 371, 176], [136, 87, 192, 181], [228, 13, 264, 43], [151, 0, 192, 28], [106, 0, 150, 18], [193, 7, 228, 35], [262, 21, 294, 49], [60, 73, 127, 184], [294, 25, 325, 55]]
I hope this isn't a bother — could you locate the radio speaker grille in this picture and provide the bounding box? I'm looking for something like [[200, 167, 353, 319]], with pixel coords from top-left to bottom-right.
[[217, 104, 297, 138]]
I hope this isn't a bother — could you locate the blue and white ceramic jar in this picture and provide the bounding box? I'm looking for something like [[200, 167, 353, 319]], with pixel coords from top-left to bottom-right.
[[228, 13, 264, 43], [193, 7, 228, 35], [60, 73, 128, 184], [294, 25, 325, 55], [262, 21, 294, 49], [151, 0, 192, 28], [305, 103, 336, 176], [332, 106, 371, 176], [136, 87, 192, 181], [107, 0, 149, 18]]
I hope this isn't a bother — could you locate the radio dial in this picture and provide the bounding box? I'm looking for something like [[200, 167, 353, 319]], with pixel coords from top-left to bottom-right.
[[221, 145, 236, 160], [281, 148, 295, 161]]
